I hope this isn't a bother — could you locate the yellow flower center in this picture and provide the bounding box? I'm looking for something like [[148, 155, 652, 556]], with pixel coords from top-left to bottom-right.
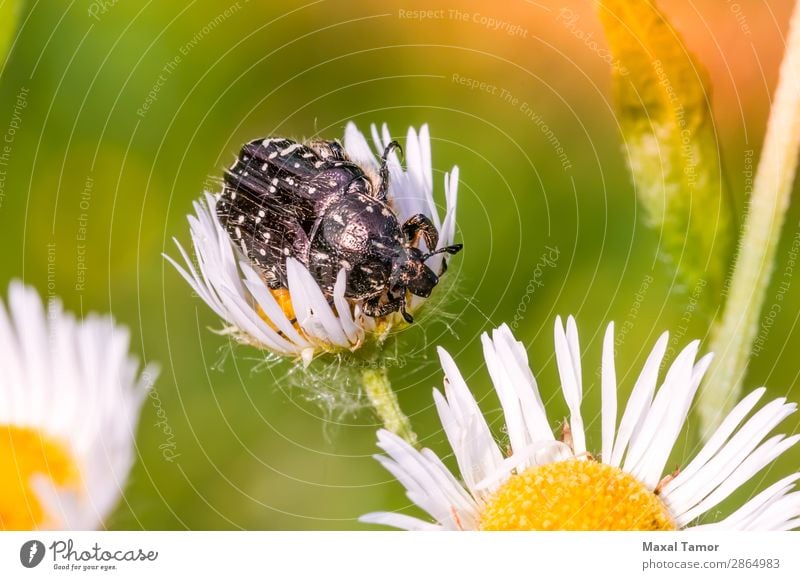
[[270, 288, 296, 321], [480, 458, 676, 531], [255, 288, 298, 330], [0, 425, 79, 530]]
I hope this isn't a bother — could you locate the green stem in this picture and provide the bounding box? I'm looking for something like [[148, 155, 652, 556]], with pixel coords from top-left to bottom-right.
[[361, 367, 417, 446], [699, 0, 800, 438]]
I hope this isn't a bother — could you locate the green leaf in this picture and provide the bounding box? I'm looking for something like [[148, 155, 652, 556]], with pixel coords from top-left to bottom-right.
[[597, 0, 734, 300], [0, 0, 23, 75]]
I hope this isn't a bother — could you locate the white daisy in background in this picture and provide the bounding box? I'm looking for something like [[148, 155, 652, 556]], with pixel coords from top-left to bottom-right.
[[0, 282, 155, 530], [166, 122, 459, 365], [362, 317, 800, 531]]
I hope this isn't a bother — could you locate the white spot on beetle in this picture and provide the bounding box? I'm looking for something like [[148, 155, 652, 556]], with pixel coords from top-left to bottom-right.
[[308, 187, 316, 194], [271, 178, 279, 185], [328, 180, 337, 187], [259, 248, 266, 256], [280, 143, 301, 155], [258, 210, 265, 217], [268, 151, 278, 160], [237, 214, 245, 223], [269, 186, 277, 193]]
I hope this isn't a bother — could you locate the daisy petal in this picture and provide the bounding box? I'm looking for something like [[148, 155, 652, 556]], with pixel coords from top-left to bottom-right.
[[359, 511, 442, 531], [242, 264, 309, 347], [286, 258, 350, 347], [631, 351, 712, 488], [663, 399, 796, 516], [492, 325, 553, 443], [332, 269, 362, 344], [610, 332, 668, 467], [675, 435, 800, 526], [482, 332, 529, 454], [711, 474, 800, 530], [376, 430, 479, 530], [663, 387, 767, 495], [343, 121, 378, 170], [554, 316, 585, 454], [746, 491, 800, 530], [433, 348, 503, 497], [601, 322, 617, 463]]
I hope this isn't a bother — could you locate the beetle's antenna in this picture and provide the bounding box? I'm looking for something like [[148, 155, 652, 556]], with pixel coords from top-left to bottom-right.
[[422, 244, 463, 260], [377, 140, 403, 200]]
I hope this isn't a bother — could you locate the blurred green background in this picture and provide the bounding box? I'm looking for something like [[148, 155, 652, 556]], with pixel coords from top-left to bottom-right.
[[0, 0, 798, 529]]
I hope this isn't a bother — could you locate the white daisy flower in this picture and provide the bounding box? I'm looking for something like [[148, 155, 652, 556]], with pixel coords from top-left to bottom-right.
[[166, 122, 459, 365], [0, 282, 155, 530], [362, 317, 800, 531]]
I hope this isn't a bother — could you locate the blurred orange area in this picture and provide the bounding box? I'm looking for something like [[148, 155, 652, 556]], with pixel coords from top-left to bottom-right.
[[0, 426, 78, 530]]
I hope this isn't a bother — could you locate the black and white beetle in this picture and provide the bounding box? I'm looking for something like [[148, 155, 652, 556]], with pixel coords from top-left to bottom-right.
[[216, 136, 462, 323]]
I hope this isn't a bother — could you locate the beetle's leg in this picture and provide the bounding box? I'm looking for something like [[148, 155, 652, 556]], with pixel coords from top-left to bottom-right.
[[402, 213, 439, 251], [399, 296, 413, 324], [362, 295, 384, 318], [362, 294, 397, 318], [377, 140, 402, 201], [362, 293, 413, 323]]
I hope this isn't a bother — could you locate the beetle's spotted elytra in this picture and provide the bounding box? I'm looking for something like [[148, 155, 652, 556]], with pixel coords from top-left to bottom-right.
[[216, 135, 462, 323]]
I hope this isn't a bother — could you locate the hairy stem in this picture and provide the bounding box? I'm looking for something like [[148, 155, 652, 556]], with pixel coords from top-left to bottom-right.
[[362, 367, 417, 446], [699, 0, 800, 438]]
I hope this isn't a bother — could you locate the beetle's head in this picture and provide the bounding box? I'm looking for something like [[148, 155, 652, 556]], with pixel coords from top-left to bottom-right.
[[389, 244, 464, 299], [389, 247, 438, 299]]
